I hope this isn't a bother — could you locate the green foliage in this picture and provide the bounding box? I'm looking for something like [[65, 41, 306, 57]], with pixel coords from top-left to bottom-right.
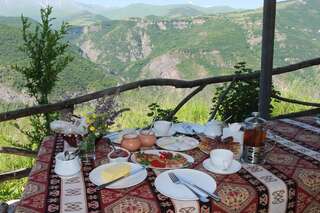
[[12, 6, 73, 149], [147, 103, 178, 122], [211, 62, 280, 122], [0, 179, 28, 201], [13, 6, 73, 104]]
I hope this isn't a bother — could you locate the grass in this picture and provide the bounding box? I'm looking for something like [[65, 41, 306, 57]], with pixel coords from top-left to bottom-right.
[[0, 119, 34, 202], [0, 85, 318, 202]]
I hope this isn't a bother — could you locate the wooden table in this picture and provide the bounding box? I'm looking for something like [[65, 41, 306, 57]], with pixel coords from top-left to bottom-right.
[[15, 116, 320, 213]]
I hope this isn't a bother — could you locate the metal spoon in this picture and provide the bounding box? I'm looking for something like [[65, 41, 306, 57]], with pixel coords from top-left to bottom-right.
[[108, 139, 117, 151], [68, 149, 80, 160], [64, 150, 70, 161]]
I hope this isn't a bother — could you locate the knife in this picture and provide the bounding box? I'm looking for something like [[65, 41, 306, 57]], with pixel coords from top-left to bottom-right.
[[96, 167, 145, 190], [178, 175, 221, 202]]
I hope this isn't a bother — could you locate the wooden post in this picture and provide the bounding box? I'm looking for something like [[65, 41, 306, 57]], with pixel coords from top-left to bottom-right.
[[259, 0, 277, 119]]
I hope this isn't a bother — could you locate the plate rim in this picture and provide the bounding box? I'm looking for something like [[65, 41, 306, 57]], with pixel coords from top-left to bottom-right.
[[130, 149, 194, 170], [89, 162, 147, 189], [154, 168, 216, 201], [156, 136, 199, 151]]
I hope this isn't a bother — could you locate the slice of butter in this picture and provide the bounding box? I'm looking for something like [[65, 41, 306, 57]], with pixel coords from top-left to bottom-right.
[[101, 163, 131, 183]]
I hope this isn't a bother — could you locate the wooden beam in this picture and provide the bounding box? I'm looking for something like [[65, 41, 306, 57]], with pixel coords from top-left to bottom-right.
[[0, 57, 319, 123], [272, 108, 320, 119], [0, 168, 31, 182], [0, 147, 37, 158], [272, 95, 320, 107], [259, 0, 277, 119]]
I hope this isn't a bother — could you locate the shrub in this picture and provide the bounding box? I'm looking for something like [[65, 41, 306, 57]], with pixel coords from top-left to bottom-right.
[[147, 103, 178, 122], [211, 62, 280, 123]]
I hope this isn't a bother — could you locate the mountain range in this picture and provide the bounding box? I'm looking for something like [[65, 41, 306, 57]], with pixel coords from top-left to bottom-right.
[[0, 0, 237, 21], [0, 0, 319, 105]]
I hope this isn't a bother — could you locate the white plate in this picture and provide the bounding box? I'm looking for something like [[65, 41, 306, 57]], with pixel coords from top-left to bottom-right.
[[130, 150, 194, 170], [89, 162, 147, 189], [155, 169, 216, 201], [152, 127, 176, 137], [156, 136, 199, 151], [203, 159, 241, 175]]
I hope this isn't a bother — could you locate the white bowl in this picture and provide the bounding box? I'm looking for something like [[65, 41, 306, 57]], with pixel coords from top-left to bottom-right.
[[107, 147, 130, 163], [54, 152, 81, 177]]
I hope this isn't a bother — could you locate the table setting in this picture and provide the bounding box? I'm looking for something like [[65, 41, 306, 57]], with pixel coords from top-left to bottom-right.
[[15, 113, 320, 213]]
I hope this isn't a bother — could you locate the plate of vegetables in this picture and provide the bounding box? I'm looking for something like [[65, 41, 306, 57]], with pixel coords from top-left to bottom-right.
[[131, 150, 194, 169]]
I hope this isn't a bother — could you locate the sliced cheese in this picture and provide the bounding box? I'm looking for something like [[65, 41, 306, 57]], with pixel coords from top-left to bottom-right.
[[101, 163, 131, 183]]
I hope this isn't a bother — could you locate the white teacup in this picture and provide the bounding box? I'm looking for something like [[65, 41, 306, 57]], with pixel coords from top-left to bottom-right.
[[54, 152, 81, 177], [153, 120, 172, 136], [210, 149, 234, 170]]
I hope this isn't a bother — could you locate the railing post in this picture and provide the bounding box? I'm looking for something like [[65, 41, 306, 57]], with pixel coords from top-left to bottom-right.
[[259, 0, 277, 119]]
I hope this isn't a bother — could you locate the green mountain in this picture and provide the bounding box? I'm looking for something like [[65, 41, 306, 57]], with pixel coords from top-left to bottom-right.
[[0, 17, 117, 103], [0, 0, 319, 105], [93, 4, 237, 20], [0, 0, 237, 21], [66, 0, 319, 98]]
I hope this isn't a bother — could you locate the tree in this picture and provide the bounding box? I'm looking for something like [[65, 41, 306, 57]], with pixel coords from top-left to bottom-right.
[[211, 62, 280, 123], [13, 6, 73, 149]]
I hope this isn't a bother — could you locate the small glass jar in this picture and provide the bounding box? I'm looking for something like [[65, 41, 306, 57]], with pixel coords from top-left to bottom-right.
[[121, 134, 142, 152], [139, 130, 156, 147]]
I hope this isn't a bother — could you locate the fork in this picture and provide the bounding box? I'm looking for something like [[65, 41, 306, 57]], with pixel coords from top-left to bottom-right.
[[168, 172, 209, 203]]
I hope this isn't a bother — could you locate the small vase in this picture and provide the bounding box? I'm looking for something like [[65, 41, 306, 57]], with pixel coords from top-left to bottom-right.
[[79, 140, 95, 162]]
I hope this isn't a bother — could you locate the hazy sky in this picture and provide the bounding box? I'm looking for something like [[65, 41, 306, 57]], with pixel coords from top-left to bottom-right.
[[77, 0, 273, 9]]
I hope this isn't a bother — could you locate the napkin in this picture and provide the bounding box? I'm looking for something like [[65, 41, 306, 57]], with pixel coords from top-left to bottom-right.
[[203, 120, 223, 138], [50, 119, 88, 136], [222, 123, 243, 144]]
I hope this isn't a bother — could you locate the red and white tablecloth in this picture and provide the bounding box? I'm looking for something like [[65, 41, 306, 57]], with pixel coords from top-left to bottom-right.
[[15, 116, 320, 213]]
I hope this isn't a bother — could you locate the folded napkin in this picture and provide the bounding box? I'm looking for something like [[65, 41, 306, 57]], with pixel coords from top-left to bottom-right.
[[203, 120, 223, 138], [50, 119, 88, 136], [222, 123, 243, 144]]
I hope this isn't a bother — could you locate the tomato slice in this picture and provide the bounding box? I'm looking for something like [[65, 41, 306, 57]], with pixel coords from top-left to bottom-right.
[[159, 151, 173, 159], [159, 154, 166, 160], [151, 160, 166, 168]]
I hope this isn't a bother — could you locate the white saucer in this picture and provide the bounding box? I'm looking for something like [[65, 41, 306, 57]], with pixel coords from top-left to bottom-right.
[[203, 159, 241, 175], [152, 127, 176, 137]]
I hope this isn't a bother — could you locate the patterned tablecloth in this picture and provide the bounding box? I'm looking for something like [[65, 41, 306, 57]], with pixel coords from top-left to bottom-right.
[[15, 116, 320, 213]]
